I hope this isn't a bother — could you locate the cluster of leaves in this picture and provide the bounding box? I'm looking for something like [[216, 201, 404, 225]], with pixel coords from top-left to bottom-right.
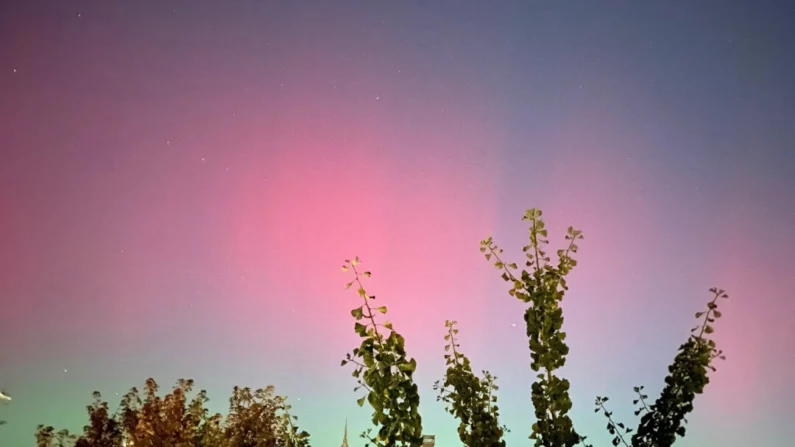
[[593, 396, 633, 447], [340, 257, 423, 447], [433, 320, 508, 447], [481, 209, 730, 447], [594, 289, 728, 447], [480, 209, 585, 447], [338, 207, 731, 446], [35, 378, 310, 447], [627, 288, 729, 447]]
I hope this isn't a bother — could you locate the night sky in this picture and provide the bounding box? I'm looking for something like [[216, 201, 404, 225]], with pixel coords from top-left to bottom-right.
[[1, 1, 794, 446]]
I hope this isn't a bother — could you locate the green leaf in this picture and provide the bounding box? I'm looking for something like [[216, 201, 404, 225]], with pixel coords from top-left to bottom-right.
[[398, 358, 417, 373], [356, 396, 365, 407], [377, 306, 387, 314]]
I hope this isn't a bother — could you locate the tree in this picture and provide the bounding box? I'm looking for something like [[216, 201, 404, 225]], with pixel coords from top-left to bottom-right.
[[224, 385, 310, 447], [340, 257, 424, 447], [480, 209, 584, 446], [74, 391, 123, 447], [343, 208, 730, 446], [433, 320, 508, 447], [35, 378, 310, 447], [35, 425, 74, 447]]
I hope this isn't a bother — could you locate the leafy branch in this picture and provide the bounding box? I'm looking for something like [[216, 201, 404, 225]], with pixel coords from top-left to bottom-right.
[[480, 209, 586, 447], [334, 207, 733, 447], [433, 320, 508, 447], [630, 288, 729, 447], [278, 397, 311, 447], [340, 257, 423, 447], [632, 386, 650, 417], [594, 396, 632, 447]]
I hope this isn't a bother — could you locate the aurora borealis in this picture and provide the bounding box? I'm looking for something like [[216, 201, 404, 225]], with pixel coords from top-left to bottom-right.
[[1, 1, 794, 446]]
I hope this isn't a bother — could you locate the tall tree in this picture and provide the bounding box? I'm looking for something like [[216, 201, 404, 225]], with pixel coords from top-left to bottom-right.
[[434, 320, 508, 447], [340, 257, 424, 447], [341, 207, 732, 447], [480, 209, 585, 446]]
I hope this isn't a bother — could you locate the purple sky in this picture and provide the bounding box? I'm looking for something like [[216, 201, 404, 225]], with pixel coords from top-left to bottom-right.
[[1, 1, 794, 446]]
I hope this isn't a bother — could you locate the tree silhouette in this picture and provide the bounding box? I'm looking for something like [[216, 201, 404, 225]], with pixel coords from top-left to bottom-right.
[[433, 320, 509, 447], [343, 207, 731, 447], [35, 378, 310, 447], [340, 257, 423, 447]]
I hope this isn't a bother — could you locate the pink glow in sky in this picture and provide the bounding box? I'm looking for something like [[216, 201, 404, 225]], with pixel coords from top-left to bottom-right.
[[1, 1, 794, 446]]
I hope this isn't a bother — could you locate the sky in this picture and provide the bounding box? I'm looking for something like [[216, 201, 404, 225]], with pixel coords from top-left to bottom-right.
[[1, 0, 794, 446]]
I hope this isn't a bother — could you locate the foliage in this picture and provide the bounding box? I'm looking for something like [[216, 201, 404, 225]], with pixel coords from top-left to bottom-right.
[[35, 425, 75, 447], [594, 290, 729, 447], [475, 209, 732, 446], [593, 396, 633, 447], [480, 209, 730, 446], [338, 208, 730, 446], [433, 320, 508, 447], [480, 209, 586, 447], [35, 378, 310, 447], [627, 288, 729, 447], [340, 257, 423, 447]]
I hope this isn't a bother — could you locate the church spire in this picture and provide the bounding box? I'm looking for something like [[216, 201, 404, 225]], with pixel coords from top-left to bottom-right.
[[341, 419, 349, 447]]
